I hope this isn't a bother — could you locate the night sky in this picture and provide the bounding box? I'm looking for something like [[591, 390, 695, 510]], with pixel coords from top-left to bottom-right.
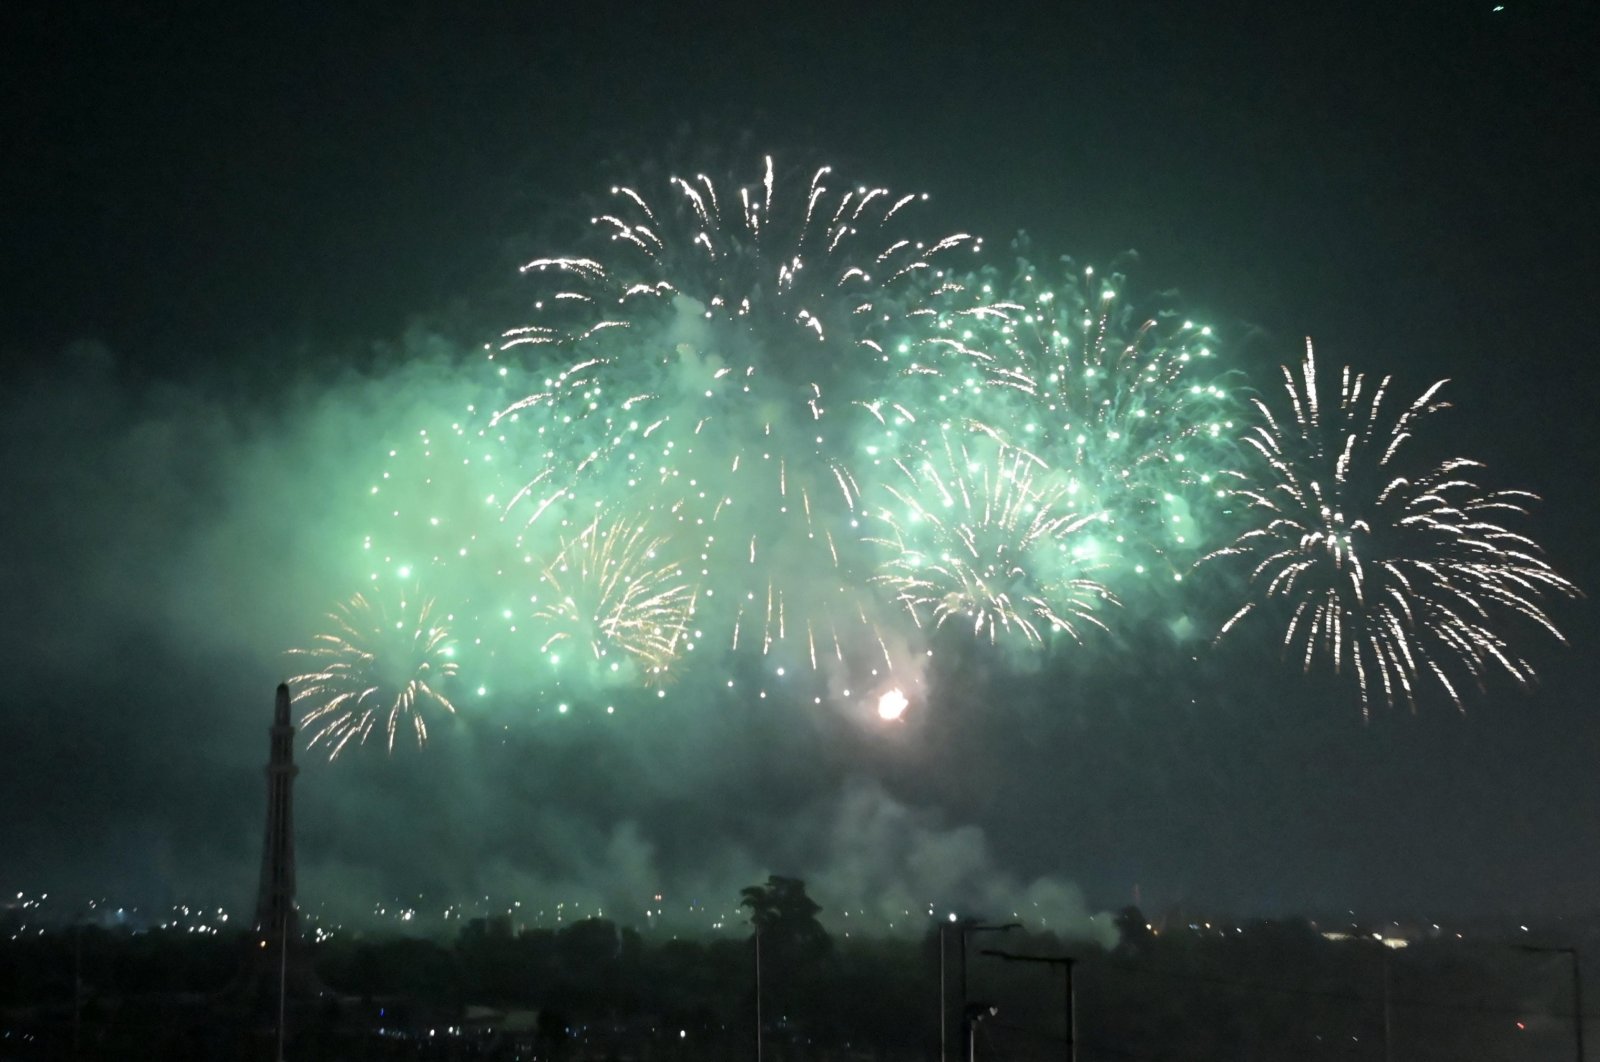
[[3, 1, 1597, 932]]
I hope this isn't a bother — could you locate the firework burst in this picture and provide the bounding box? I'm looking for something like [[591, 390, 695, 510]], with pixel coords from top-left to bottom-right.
[[926, 255, 1241, 586], [531, 510, 697, 681], [488, 157, 986, 676], [1207, 341, 1577, 714], [288, 590, 460, 759], [288, 159, 1579, 743], [870, 428, 1118, 645]]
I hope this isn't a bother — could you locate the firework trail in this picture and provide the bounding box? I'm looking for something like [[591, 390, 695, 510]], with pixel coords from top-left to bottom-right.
[[1206, 341, 1577, 714], [288, 589, 460, 759], [870, 427, 1118, 646]]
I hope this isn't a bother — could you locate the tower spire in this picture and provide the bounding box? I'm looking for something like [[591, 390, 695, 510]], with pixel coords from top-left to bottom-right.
[[254, 682, 299, 946], [225, 683, 321, 1015]]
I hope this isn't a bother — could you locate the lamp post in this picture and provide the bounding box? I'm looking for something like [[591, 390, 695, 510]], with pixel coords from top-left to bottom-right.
[[939, 923, 949, 1062], [754, 922, 763, 1062], [276, 915, 288, 1062], [72, 921, 82, 1059], [984, 949, 1077, 1062], [1517, 944, 1583, 1062], [957, 923, 1020, 1062], [1381, 945, 1393, 1062], [963, 1003, 998, 1062]]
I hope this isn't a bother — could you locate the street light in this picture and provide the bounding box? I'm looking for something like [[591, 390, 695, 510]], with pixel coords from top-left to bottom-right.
[[939, 922, 952, 1062], [277, 914, 289, 1062], [984, 949, 1077, 1062], [956, 922, 1020, 1062], [754, 922, 763, 1062], [964, 1002, 998, 1062], [1516, 944, 1583, 1062]]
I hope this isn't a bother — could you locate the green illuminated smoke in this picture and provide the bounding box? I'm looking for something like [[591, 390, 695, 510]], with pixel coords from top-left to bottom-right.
[[292, 160, 1251, 751]]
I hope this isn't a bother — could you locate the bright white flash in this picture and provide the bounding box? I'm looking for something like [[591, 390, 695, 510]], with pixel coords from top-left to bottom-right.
[[877, 688, 909, 721]]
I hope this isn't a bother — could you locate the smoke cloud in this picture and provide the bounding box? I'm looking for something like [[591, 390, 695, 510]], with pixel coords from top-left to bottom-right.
[[0, 331, 1114, 941]]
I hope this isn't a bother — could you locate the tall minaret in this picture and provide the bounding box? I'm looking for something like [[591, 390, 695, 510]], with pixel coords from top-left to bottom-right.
[[253, 683, 299, 947]]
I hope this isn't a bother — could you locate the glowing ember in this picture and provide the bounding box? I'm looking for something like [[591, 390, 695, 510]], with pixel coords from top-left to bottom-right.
[[877, 688, 909, 721]]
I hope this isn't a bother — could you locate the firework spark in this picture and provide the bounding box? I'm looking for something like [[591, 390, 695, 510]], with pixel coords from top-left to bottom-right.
[[928, 255, 1241, 586], [1207, 340, 1577, 714], [871, 428, 1119, 646], [532, 511, 697, 681], [292, 161, 1576, 741], [288, 590, 460, 759], [488, 157, 986, 676]]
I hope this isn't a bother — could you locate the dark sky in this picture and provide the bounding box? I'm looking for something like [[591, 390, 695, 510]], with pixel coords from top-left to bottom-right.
[[2, 1, 1597, 931]]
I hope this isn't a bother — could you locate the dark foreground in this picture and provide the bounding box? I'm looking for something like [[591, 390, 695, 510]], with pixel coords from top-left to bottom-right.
[[0, 912, 1590, 1060]]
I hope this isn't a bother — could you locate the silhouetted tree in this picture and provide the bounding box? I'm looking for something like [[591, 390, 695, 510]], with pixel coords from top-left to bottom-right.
[[1114, 905, 1151, 952], [739, 876, 830, 967], [556, 917, 620, 972], [741, 876, 831, 1043]]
